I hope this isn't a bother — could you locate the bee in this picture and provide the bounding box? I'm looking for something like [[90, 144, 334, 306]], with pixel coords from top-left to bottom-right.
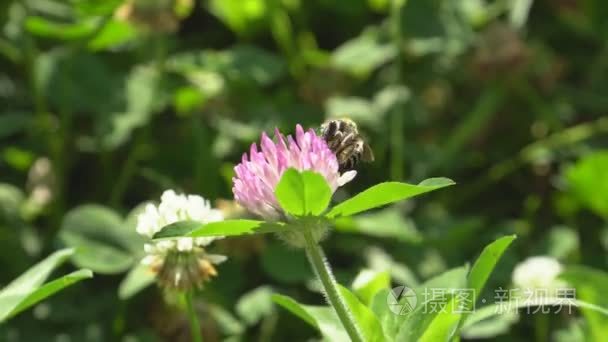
[[319, 118, 375, 172]]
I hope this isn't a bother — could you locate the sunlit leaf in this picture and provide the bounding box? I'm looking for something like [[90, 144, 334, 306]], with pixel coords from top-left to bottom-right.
[[88, 19, 137, 50], [326, 178, 455, 218], [397, 266, 468, 341], [370, 288, 400, 340], [7, 269, 93, 320], [566, 151, 608, 218], [352, 269, 391, 305], [463, 235, 516, 323], [275, 169, 332, 217], [153, 220, 286, 239], [338, 285, 385, 342], [25, 16, 100, 40], [0, 249, 92, 322], [208, 0, 267, 36]]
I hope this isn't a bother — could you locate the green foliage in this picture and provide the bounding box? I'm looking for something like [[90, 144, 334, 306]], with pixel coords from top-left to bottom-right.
[[560, 266, 608, 341], [0, 249, 92, 322], [154, 219, 287, 238], [326, 178, 455, 218], [352, 269, 391, 305], [273, 236, 515, 341], [338, 284, 385, 342], [273, 294, 352, 341], [118, 263, 155, 300], [261, 243, 312, 284], [2, 0, 608, 340], [59, 205, 143, 274], [236, 286, 275, 326], [566, 151, 608, 218], [464, 235, 517, 319], [275, 169, 332, 216]]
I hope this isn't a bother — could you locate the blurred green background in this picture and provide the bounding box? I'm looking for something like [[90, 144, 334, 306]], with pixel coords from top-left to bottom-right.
[[1, 0, 608, 340]]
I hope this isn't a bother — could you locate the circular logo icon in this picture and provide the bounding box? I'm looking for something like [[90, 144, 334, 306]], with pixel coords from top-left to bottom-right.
[[387, 286, 417, 315]]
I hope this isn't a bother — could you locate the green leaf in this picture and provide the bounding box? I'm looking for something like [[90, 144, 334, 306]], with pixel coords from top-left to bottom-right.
[[272, 294, 349, 341], [560, 266, 608, 341], [37, 50, 122, 115], [332, 28, 397, 77], [59, 205, 142, 274], [236, 286, 275, 326], [208, 0, 267, 36], [462, 297, 608, 339], [370, 288, 401, 340], [419, 295, 462, 342], [118, 263, 155, 300], [352, 269, 391, 305], [338, 285, 385, 342], [0, 183, 25, 219], [261, 243, 313, 284], [0, 249, 87, 322], [461, 308, 519, 339], [275, 169, 332, 216], [397, 266, 468, 341], [103, 66, 164, 149], [334, 207, 422, 243], [153, 220, 286, 239], [326, 178, 455, 218], [167, 45, 285, 86], [208, 304, 246, 336], [566, 151, 608, 218], [7, 269, 93, 320], [397, 292, 457, 342], [88, 20, 137, 50], [462, 235, 516, 323], [272, 294, 318, 328], [25, 16, 100, 40]]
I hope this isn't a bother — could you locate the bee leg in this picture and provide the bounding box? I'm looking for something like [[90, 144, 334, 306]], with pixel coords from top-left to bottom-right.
[[328, 131, 344, 150], [339, 133, 356, 147]]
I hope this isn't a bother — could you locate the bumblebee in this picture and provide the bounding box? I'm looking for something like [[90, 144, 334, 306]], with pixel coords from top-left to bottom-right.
[[319, 118, 375, 171]]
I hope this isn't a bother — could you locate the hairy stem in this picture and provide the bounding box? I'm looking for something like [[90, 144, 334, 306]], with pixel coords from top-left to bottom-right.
[[302, 230, 364, 342]]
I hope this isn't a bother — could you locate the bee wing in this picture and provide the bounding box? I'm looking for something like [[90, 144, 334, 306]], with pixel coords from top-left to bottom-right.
[[362, 143, 375, 162]]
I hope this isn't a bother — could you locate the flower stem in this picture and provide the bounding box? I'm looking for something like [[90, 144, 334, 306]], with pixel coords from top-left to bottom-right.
[[302, 230, 364, 342], [184, 291, 203, 342]]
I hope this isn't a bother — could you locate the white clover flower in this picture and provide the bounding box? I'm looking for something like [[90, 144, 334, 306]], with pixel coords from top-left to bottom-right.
[[136, 190, 226, 291], [136, 190, 223, 240], [512, 256, 565, 290]]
